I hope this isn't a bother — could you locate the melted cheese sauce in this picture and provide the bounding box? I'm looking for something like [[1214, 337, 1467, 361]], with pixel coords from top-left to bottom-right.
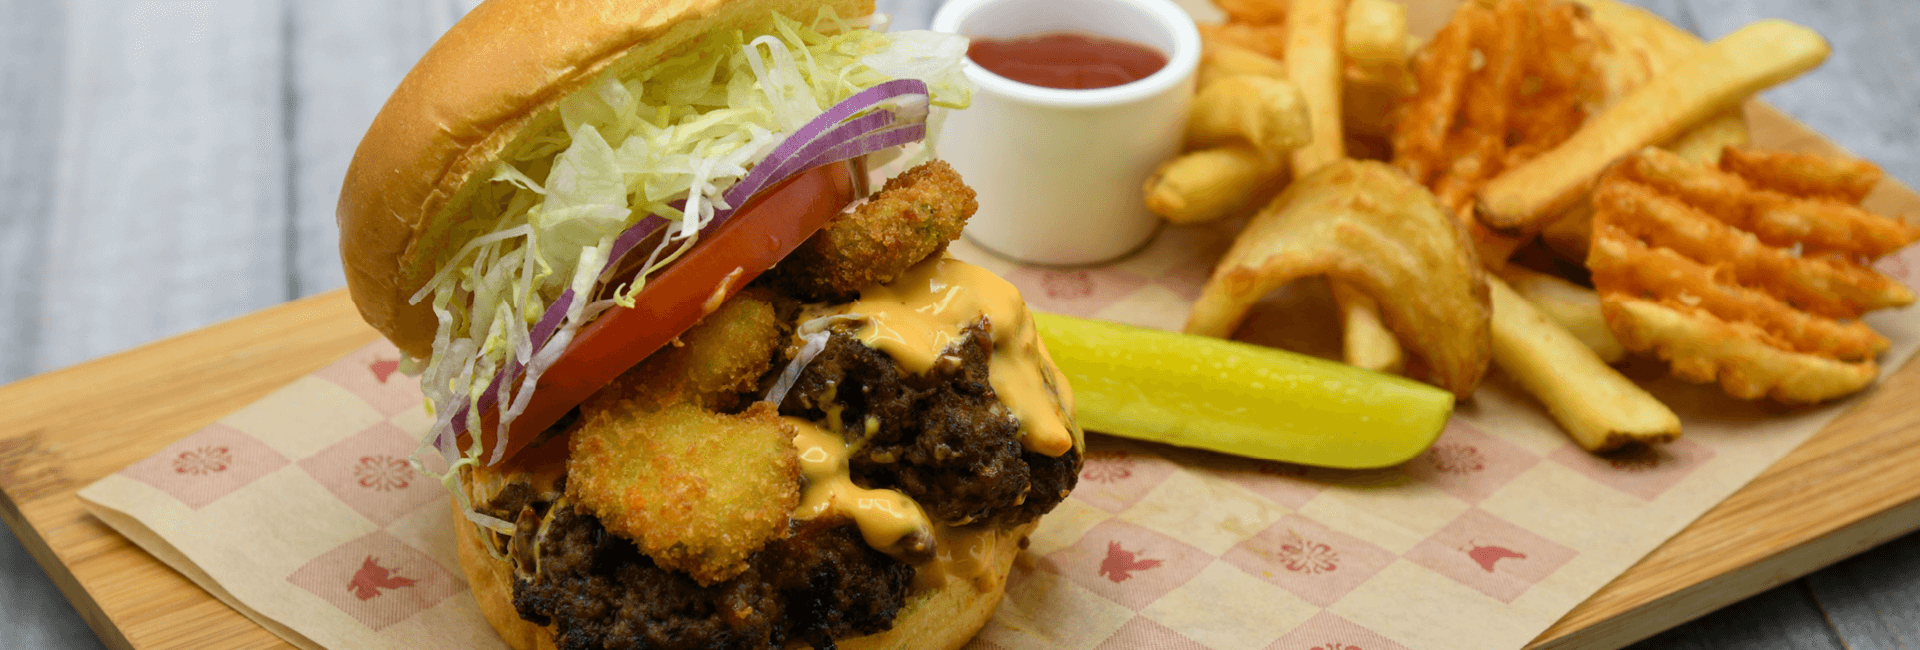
[[833, 256, 1082, 457], [912, 524, 1021, 593], [788, 416, 937, 559], [787, 415, 1022, 592]]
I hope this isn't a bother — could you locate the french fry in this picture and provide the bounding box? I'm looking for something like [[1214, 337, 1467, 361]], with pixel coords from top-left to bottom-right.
[[1284, 0, 1348, 175], [1539, 202, 1593, 261], [1185, 75, 1314, 154], [1197, 36, 1289, 91], [1143, 146, 1288, 224], [1330, 281, 1405, 373], [1216, 0, 1287, 26], [1499, 266, 1626, 363], [1487, 275, 1679, 451], [1665, 108, 1749, 165], [1474, 19, 1829, 235], [1198, 23, 1289, 61], [1285, 0, 1395, 374], [1341, 0, 1412, 140], [1343, 0, 1406, 64]]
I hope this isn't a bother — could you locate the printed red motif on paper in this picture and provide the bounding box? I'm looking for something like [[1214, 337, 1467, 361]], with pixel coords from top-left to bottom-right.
[[353, 455, 412, 492], [1042, 270, 1096, 300], [172, 446, 232, 475], [1312, 644, 1363, 650], [1098, 541, 1163, 583], [348, 556, 418, 601], [1428, 443, 1486, 475], [1467, 543, 1527, 572], [369, 358, 401, 383], [1080, 450, 1134, 483], [1275, 531, 1340, 574]]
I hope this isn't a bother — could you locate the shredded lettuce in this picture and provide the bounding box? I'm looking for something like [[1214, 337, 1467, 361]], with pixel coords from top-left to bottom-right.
[[408, 11, 971, 509]]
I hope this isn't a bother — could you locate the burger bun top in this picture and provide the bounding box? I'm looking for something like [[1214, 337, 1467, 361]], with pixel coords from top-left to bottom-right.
[[337, 0, 872, 357]]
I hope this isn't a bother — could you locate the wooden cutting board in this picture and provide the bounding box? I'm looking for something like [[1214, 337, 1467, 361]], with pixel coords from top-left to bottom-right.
[[0, 275, 1918, 650], [4, 104, 1920, 649]]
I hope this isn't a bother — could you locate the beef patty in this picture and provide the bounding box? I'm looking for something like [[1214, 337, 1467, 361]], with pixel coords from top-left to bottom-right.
[[489, 485, 911, 650], [776, 323, 1081, 528]]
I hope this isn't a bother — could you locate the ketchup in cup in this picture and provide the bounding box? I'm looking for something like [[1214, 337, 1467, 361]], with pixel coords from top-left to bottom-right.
[[966, 31, 1168, 90]]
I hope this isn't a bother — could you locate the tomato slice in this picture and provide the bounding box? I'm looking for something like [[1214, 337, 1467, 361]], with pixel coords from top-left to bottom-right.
[[476, 162, 858, 464]]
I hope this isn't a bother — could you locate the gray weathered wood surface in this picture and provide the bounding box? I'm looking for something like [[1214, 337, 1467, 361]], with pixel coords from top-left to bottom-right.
[[0, 0, 1914, 648]]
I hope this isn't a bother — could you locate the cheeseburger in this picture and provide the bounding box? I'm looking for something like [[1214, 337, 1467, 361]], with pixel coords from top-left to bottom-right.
[[335, 0, 1083, 648]]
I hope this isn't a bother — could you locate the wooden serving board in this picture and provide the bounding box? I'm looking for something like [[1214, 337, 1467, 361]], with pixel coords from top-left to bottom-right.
[[0, 280, 1917, 650]]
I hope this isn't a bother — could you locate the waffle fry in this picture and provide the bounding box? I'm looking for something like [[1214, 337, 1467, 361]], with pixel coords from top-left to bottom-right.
[[1390, 0, 1597, 214], [1384, 0, 1596, 267], [1589, 147, 1920, 403]]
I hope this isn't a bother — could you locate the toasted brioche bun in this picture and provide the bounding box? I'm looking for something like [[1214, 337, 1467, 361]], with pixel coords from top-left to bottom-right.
[[453, 472, 1029, 650], [338, 0, 871, 357]]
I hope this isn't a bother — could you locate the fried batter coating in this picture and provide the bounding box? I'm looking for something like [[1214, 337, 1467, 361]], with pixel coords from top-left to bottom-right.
[[769, 160, 977, 301], [568, 293, 799, 586]]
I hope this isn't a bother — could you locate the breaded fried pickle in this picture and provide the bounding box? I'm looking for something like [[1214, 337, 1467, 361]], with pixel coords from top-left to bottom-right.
[[770, 160, 977, 300], [568, 294, 800, 586]]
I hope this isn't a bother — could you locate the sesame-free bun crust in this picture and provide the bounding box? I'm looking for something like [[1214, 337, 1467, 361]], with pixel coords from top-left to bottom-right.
[[452, 494, 1027, 650], [338, 0, 871, 357]]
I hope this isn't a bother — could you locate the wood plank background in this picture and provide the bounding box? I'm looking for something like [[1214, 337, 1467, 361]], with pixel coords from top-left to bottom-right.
[[0, 0, 1913, 648]]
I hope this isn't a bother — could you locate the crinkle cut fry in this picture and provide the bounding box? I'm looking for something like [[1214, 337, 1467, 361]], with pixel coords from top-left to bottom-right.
[[1602, 297, 1878, 403], [1592, 178, 1915, 318], [1617, 147, 1920, 258], [1587, 232, 1889, 361], [1722, 146, 1884, 204]]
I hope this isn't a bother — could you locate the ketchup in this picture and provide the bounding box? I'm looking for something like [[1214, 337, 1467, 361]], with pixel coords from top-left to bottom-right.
[[966, 31, 1168, 90]]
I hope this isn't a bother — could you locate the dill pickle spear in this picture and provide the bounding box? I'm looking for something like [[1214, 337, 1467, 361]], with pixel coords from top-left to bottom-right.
[[1034, 312, 1452, 469]]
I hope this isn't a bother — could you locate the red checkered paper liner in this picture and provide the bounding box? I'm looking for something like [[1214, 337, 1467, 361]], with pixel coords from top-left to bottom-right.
[[73, 226, 1920, 650]]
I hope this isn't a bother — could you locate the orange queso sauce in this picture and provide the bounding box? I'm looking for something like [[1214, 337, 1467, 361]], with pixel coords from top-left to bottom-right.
[[966, 31, 1168, 90]]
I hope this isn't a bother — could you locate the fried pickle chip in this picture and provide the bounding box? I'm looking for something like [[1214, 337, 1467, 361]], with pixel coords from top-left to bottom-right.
[[1185, 160, 1491, 398], [1589, 147, 1920, 403], [568, 294, 801, 585], [771, 160, 976, 301]]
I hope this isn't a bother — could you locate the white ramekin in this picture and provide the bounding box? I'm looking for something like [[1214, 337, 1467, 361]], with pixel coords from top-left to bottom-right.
[[931, 0, 1201, 266]]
